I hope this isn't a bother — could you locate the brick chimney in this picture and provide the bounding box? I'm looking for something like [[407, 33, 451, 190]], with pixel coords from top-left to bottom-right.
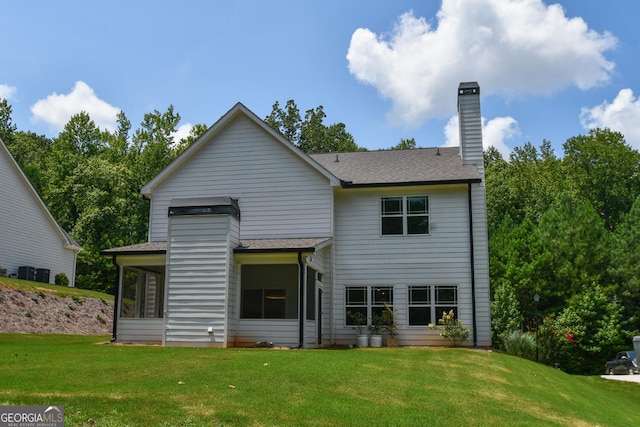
[[457, 82, 484, 175]]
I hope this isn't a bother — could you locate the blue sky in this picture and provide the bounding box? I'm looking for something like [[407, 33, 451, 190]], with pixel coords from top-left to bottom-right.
[[1, 0, 639, 158]]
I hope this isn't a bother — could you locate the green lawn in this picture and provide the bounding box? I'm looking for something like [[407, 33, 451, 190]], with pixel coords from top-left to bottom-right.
[[0, 334, 638, 426], [0, 276, 114, 301]]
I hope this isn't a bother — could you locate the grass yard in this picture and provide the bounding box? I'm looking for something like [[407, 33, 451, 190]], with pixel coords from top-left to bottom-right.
[[1, 334, 639, 426], [0, 277, 114, 301]]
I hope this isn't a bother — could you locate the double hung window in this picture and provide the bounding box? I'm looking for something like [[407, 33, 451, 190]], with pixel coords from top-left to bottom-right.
[[408, 285, 459, 325], [381, 196, 429, 235], [345, 286, 394, 325]]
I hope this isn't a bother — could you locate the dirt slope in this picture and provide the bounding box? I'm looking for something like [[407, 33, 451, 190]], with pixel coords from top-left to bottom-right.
[[0, 286, 113, 335]]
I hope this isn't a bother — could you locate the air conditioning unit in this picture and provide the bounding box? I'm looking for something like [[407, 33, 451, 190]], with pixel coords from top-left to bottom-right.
[[35, 268, 50, 283], [18, 266, 35, 281]]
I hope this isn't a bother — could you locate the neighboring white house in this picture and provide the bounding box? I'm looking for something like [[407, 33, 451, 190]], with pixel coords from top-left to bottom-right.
[[102, 82, 491, 348], [0, 137, 81, 286]]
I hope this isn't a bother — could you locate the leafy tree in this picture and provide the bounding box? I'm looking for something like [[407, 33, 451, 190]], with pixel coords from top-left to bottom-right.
[[4, 131, 52, 194], [390, 138, 417, 150], [44, 113, 107, 231], [609, 195, 640, 330], [265, 100, 365, 153], [132, 105, 182, 183], [537, 194, 610, 313], [0, 98, 17, 144], [71, 156, 146, 292], [507, 141, 563, 224], [485, 147, 517, 233], [563, 128, 640, 231], [490, 282, 523, 349], [174, 122, 209, 156], [265, 100, 301, 144], [489, 215, 549, 317], [544, 285, 627, 374]]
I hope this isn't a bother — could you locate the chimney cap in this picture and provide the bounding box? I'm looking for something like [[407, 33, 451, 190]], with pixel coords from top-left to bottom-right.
[[458, 81, 480, 96]]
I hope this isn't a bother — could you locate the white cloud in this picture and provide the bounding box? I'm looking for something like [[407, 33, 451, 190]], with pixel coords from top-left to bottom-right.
[[0, 84, 17, 100], [444, 114, 519, 158], [580, 88, 640, 150], [172, 123, 193, 145], [347, 0, 617, 126], [30, 81, 120, 133]]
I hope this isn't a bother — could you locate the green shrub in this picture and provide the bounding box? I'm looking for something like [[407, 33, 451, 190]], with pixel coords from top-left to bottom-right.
[[54, 273, 69, 286], [537, 285, 629, 374], [502, 330, 536, 360], [429, 309, 470, 346]]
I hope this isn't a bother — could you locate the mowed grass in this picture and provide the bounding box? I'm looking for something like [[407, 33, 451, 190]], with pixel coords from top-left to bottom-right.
[[0, 276, 114, 301], [1, 334, 638, 426]]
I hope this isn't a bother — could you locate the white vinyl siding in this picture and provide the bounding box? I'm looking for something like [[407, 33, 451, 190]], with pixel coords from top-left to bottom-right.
[[164, 214, 238, 347], [0, 142, 77, 285], [235, 320, 299, 347], [332, 185, 478, 346], [116, 319, 164, 344], [148, 115, 333, 242]]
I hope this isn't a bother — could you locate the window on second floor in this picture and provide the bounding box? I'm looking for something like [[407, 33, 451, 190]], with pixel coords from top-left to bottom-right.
[[381, 196, 429, 235]]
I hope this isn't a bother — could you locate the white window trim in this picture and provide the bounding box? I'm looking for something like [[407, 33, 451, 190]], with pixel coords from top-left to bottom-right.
[[380, 195, 430, 236], [407, 285, 459, 327], [345, 285, 394, 326]]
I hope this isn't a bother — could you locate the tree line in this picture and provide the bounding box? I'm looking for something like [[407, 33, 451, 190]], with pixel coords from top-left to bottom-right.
[[2, 97, 638, 373], [487, 132, 640, 373]]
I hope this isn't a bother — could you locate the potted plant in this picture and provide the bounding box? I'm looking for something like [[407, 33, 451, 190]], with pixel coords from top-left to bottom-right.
[[381, 303, 399, 347], [368, 313, 383, 348], [347, 311, 369, 348]]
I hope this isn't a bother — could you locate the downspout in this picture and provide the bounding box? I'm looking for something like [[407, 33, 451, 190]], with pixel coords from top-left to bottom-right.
[[298, 251, 305, 348], [468, 183, 478, 348], [111, 255, 120, 343]]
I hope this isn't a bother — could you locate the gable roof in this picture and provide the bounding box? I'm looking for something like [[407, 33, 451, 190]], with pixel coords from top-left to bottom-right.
[[310, 147, 481, 187], [0, 137, 82, 251], [140, 102, 341, 197]]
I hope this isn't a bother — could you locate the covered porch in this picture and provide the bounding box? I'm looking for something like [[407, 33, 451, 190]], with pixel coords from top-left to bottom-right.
[[102, 238, 330, 348]]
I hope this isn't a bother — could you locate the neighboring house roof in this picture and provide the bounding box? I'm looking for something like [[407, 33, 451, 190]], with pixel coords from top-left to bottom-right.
[[101, 238, 331, 256], [0, 137, 82, 252], [310, 147, 481, 187], [140, 102, 341, 198]]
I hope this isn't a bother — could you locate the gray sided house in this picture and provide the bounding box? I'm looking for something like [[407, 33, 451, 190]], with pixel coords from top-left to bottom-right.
[[102, 82, 491, 348], [0, 137, 81, 285]]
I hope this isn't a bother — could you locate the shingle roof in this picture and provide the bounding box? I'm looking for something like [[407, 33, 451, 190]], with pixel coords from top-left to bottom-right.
[[310, 147, 481, 187], [235, 238, 331, 253], [101, 238, 332, 256], [101, 241, 168, 255]]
